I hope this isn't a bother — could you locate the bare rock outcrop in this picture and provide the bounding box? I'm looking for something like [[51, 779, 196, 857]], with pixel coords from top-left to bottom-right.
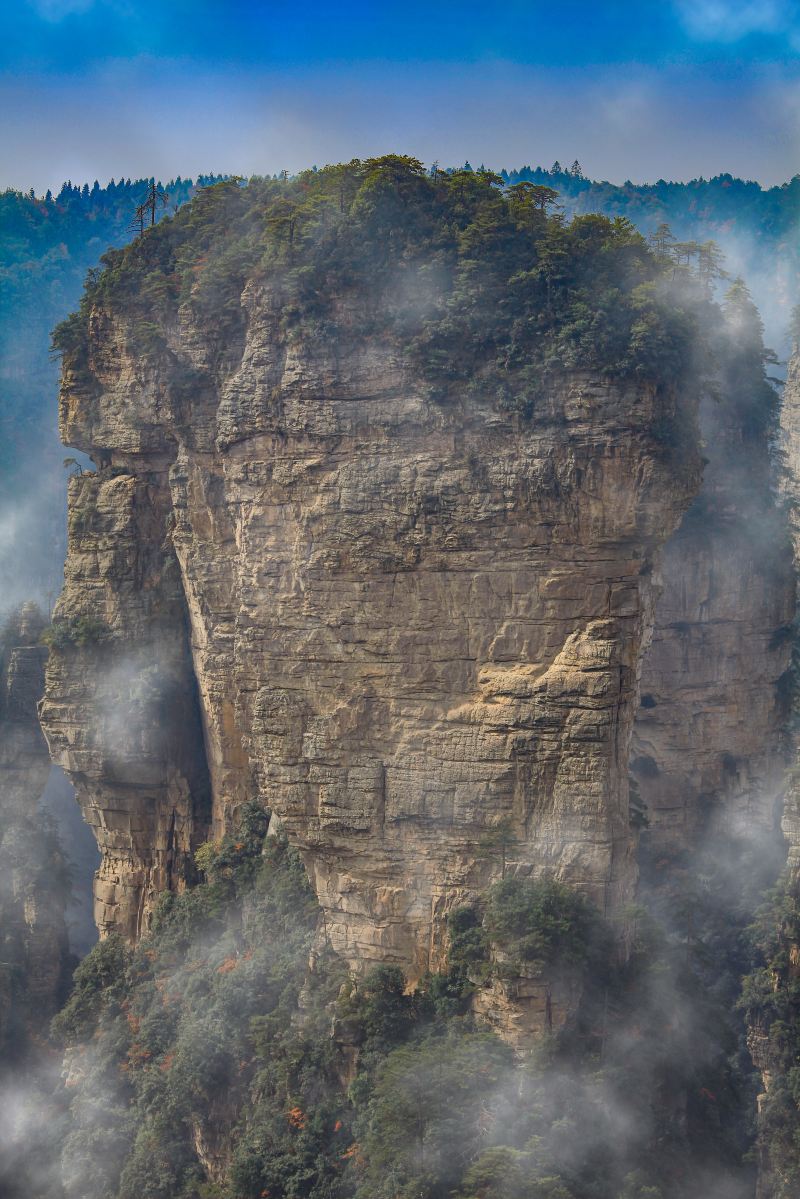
[[40, 282, 702, 996]]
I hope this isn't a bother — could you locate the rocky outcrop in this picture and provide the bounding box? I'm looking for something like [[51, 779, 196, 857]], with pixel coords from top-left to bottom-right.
[[40, 466, 212, 941], [40, 278, 702, 993], [0, 603, 70, 1054]]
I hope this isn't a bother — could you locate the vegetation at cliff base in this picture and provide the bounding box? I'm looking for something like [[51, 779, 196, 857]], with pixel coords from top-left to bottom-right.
[[740, 875, 800, 1198], [28, 804, 769, 1199]]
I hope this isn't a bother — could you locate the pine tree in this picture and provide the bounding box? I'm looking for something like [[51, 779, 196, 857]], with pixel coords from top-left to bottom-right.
[[648, 222, 676, 260]]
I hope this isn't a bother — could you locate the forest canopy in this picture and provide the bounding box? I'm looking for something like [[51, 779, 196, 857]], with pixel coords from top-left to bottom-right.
[[52, 157, 725, 424]]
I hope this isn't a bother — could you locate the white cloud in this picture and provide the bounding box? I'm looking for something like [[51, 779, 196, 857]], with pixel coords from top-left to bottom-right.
[[674, 0, 798, 40], [26, 0, 95, 21]]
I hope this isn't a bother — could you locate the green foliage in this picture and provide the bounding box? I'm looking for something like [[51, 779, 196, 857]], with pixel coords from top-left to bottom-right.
[[718, 277, 781, 444], [457, 1147, 568, 1199], [447, 903, 490, 979], [348, 964, 417, 1052], [42, 821, 772, 1199], [740, 876, 800, 1196], [42, 612, 108, 650], [353, 1031, 514, 1199], [51, 935, 129, 1043], [484, 874, 608, 972], [51, 807, 345, 1199], [54, 160, 715, 435]]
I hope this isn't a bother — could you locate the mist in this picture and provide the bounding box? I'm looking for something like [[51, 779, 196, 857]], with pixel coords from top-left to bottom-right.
[[3, 0, 800, 1175]]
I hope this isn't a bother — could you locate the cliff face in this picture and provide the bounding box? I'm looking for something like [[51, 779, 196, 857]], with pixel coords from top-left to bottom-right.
[[634, 394, 794, 851], [744, 345, 800, 1199], [0, 603, 70, 1054], [40, 459, 212, 941], [40, 282, 702, 988], [779, 346, 800, 863]]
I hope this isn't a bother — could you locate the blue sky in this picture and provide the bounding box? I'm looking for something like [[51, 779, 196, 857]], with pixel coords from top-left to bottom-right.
[[3, 0, 800, 190]]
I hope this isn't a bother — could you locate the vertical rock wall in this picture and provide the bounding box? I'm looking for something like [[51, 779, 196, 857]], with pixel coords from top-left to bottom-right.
[[778, 345, 800, 865], [40, 287, 702, 986], [634, 389, 794, 849], [40, 463, 212, 941]]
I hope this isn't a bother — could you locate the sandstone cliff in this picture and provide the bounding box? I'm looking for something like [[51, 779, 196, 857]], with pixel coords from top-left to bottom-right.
[[41, 279, 701, 999], [43, 173, 800, 1077], [34, 167, 800, 1199]]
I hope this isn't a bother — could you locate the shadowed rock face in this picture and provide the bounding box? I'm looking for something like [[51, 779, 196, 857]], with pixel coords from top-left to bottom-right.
[[733, 345, 800, 1199], [39, 467, 212, 942], [779, 347, 800, 866], [0, 603, 70, 1051], [40, 279, 702, 988], [633, 385, 794, 851]]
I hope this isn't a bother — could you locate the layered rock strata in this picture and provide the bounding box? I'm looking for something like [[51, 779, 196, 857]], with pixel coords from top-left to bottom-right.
[[40, 463, 213, 941], [40, 283, 702, 982]]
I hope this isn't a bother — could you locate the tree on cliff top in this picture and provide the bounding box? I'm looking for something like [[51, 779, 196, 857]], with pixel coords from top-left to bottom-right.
[[53, 156, 719, 431]]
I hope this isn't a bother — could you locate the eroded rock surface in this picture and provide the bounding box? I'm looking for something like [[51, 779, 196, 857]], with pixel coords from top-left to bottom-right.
[[40, 283, 703, 987]]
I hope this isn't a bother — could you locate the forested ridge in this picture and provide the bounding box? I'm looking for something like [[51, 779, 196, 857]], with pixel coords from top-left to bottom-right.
[[9, 803, 777, 1199]]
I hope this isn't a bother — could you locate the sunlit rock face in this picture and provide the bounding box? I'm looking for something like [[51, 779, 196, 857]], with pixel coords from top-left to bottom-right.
[[40, 278, 702, 987], [39, 466, 212, 942]]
